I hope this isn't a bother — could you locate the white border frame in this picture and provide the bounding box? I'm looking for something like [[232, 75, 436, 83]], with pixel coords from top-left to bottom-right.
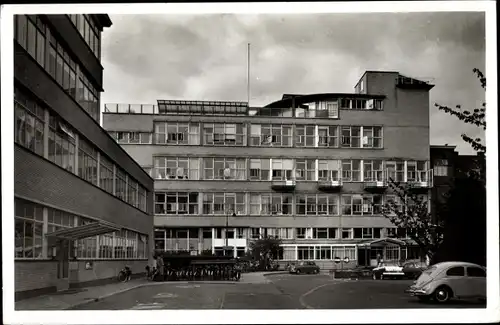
[[2, 1, 498, 324]]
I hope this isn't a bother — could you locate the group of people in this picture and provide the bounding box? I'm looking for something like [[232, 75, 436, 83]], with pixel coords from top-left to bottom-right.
[[145, 254, 165, 280]]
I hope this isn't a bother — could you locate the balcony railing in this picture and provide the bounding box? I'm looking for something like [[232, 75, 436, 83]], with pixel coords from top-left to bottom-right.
[[407, 169, 434, 189], [364, 170, 388, 190], [317, 176, 343, 190], [271, 179, 296, 190]]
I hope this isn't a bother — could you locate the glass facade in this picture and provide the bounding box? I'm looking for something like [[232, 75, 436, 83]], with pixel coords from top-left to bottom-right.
[[15, 198, 149, 260]]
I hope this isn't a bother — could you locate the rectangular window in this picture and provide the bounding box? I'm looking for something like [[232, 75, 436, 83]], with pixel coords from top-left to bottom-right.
[[341, 126, 361, 148], [341, 229, 353, 239], [271, 159, 294, 181], [318, 160, 341, 181], [297, 246, 315, 260], [129, 132, 140, 144], [15, 15, 28, 48], [342, 160, 361, 182], [203, 157, 246, 180], [48, 113, 76, 173], [156, 192, 199, 215], [14, 89, 46, 157], [127, 178, 138, 208], [138, 186, 147, 212], [99, 154, 114, 194], [294, 159, 316, 181], [434, 159, 449, 177], [154, 157, 199, 180], [140, 133, 152, 144], [250, 124, 292, 147], [115, 168, 127, 201], [249, 158, 270, 181], [202, 193, 246, 215], [250, 193, 293, 215], [342, 195, 376, 216], [154, 122, 199, 145], [203, 123, 246, 146], [386, 161, 405, 182], [78, 137, 98, 185], [15, 199, 44, 259], [318, 126, 338, 147], [362, 126, 383, 148], [363, 160, 384, 182], [295, 125, 315, 147]]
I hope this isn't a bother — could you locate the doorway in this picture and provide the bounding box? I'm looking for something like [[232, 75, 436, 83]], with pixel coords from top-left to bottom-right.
[[55, 239, 70, 291]]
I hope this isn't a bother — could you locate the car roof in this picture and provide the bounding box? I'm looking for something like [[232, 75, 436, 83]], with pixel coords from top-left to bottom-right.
[[431, 261, 484, 269]]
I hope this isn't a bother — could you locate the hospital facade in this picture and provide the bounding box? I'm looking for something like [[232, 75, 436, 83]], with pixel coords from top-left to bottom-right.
[[102, 71, 435, 269], [13, 14, 154, 300]]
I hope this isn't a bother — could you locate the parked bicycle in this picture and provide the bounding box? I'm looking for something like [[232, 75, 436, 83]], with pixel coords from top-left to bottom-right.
[[118, 265, 132, 282]]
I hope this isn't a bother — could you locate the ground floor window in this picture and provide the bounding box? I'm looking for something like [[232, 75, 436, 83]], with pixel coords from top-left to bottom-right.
[[15, 199, 44, 259], [14, 198, 149, 260]]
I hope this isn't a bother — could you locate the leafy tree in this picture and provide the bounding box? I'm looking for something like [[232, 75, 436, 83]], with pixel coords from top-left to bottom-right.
[[247, 236, 282, 270], [378, 181, 445, 261], [434, 68, 486, 154]]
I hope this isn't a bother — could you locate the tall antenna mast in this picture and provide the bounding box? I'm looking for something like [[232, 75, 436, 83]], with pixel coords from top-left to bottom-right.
[[247, 43, 250, 106]]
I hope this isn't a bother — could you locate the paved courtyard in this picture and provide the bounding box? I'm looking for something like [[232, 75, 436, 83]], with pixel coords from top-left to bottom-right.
[[71, 273, 486, 310]]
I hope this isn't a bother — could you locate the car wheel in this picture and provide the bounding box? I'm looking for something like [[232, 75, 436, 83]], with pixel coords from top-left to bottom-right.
[[296, 269, 301, 274], [315, 269, 319, 274], [380, 274, 384, 280], [434, 286, 452, 303], [372, 273, 377, 280]]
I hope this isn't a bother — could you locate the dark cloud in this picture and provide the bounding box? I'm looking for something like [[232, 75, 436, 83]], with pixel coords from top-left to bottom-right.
[[101, 12, 486, 154]]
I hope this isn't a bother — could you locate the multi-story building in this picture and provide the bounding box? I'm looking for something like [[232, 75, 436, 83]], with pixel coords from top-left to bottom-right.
[[430, 144, 486, 223], [14, 14, 154, 300], [102, 71, 434, 269]]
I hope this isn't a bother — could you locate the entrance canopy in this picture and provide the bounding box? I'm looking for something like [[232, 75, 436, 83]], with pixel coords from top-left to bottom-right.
[[357, 238, 407, 248], [45, 220, 122, 240]]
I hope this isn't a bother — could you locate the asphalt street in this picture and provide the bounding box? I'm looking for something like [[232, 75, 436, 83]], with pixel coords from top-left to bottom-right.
[[72, 273, 487, 310]]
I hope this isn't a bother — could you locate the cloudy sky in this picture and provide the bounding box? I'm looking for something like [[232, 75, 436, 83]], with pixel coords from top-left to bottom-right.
[[100, 11, 485, 155]]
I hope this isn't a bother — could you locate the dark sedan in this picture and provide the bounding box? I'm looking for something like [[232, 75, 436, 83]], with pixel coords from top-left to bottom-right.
[[402, 261, 427, 279], [289, 261, 320, 274]]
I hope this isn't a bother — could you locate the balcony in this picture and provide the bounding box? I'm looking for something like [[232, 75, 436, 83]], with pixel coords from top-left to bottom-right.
[[317, 178, 343, 191], [364, 171, 388, 192], [271, 179, 296, 191], [407, 170, 434, 190]]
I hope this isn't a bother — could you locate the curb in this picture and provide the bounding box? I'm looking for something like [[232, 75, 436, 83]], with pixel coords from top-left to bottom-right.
[[263, 271, 289, 276]]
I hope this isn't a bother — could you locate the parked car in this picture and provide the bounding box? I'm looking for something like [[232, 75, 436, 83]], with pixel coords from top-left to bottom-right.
[[289, 261, 320, 274], [402, 261, 428, 279], [372, 261, 405, 280], [405, 261, 486, 303]]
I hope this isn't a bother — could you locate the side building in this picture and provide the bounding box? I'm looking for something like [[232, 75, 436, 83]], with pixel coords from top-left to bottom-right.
[[102, 70, 434, 269], [430, 144, 486, 224], [14, 14, 154, 300]]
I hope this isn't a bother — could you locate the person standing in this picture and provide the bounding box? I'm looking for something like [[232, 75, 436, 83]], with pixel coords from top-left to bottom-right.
[[157, 253, 165, 280]]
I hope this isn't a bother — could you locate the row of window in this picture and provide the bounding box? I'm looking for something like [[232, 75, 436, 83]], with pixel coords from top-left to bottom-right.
[[14, 15, 100, 122], [147, 157, 430, 183], [109, 124, 383, 148], [154, 227, 408, 241], [154, 192, 424, 216], [68, 14, 100, 58], [15, 199, 149, 260], [14, 88, 148, 212]]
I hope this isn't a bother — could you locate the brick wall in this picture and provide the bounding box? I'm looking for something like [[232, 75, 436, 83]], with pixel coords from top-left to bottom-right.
[[15, 146, 153, 235], [15, 261, 58, 293], [69, 260, 147, 283]]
